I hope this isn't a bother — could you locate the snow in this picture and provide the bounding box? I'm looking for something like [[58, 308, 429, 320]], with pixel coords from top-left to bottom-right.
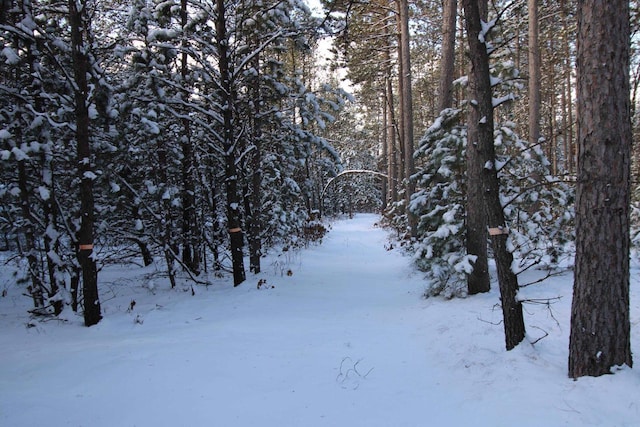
[[1, 47, 20, 65], [11, 146, 28, 161], [37, 185, 50, 201], [83, 171, 98, 180], [88, 104, 99, 119], [0, 214, 638, 426]]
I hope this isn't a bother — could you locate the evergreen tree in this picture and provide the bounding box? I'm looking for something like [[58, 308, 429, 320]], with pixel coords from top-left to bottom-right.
[[569, 0, 633, 378]]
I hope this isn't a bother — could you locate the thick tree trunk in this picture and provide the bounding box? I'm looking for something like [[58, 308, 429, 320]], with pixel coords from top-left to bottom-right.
[[216, 0, 245, 286], [70, 0, 101, 326], [463, 0, 524, 349], [464, 0, 490, 296], [465, 116, 490, 295], [568, 0, 633, 378], [438, 0, 457, 112]]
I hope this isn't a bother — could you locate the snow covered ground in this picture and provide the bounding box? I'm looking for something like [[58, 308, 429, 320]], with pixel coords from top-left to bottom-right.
[[1, 214, 638, 426]]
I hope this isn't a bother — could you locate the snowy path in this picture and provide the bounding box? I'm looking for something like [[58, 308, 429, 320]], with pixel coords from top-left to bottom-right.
[[1, 214, 638, 426]]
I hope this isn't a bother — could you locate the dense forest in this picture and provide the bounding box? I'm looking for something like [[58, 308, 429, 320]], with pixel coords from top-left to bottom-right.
[[1, 0, 636, 377]]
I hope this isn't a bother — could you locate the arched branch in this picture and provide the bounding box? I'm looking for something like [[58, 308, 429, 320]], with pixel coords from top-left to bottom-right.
[[321, 169, 391, 202]]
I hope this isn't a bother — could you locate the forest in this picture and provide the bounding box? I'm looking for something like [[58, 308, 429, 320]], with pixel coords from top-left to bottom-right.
[[0, 0, 636, 379]]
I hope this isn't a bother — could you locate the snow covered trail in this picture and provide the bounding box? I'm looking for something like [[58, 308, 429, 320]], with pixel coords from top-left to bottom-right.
[[1, 214, 638, 426]]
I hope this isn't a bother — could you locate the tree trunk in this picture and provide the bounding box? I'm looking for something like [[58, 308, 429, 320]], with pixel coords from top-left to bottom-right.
[[568, 0, 633, 378], [464, 0, 490, 296], [248, 40, 263, 274], [248, 142, 263, 274], [562, 0, 575, 174], [41, 147, 64, 315], [398, 0, 417, 237], [157, 131, 177, 289], [17, 156, 45, 309], [381, 87, 389, 210], [180, 0, 200, 275], [216, 0, 245, 286], [11, 3, 45, 311], [69, 0, 101, 326], [385, 43, 399, 205], [438, 0, 457, 112], [548, 49, 557, 174], [25, 0, 64, 315], [462, 0, 524, 349], [528, 0, 541, 147]]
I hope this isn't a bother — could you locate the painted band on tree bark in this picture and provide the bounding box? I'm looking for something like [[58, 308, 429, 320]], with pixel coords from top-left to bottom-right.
[[79, 244, 94, 250], [488, 227, 509, 236], [229, 228, 242, 233]]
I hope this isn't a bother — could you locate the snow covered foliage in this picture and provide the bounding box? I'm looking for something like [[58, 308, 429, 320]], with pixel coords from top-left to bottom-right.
[[490, 58, 575, 275], [631, 201, 640, 252], [1, 0, 348, 317], [0, 0, 115, 314], [320, 103, 384, 216], [494, 122, 575, 274], [410, 108, 471, 297], [410, 95, 574, 297]]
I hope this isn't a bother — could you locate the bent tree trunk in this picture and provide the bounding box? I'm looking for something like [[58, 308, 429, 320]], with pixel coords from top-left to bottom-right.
[[568, 0, 633, 378], [462, 0, 524, 350]]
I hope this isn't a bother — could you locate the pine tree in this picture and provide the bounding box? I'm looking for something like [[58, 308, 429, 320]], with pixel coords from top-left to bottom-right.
[[569, 0, 633, 378], [69, 0, 102, 326], [462, 0, 524, 349]]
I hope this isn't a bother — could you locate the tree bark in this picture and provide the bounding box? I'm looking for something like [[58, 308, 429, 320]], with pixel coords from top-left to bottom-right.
[[528, 0, 541, 147], [562, 0, 575, 174], [381, 89, 389, 210], [398, 0, 417, 237], [11, 1, 45, 311], [464, 0, 490, 296], [568, 0, 633, 378], [386, 79, 399, 205], [17, 155, 45, 309], [248, 31, 263, 274], [216, 0, 246, 286], [462, 0, 524, 349], [180, 0, 200, 275], [69, 0, 101, 326], [438, 0, 457, 112], [385, 40, 399, 205]]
